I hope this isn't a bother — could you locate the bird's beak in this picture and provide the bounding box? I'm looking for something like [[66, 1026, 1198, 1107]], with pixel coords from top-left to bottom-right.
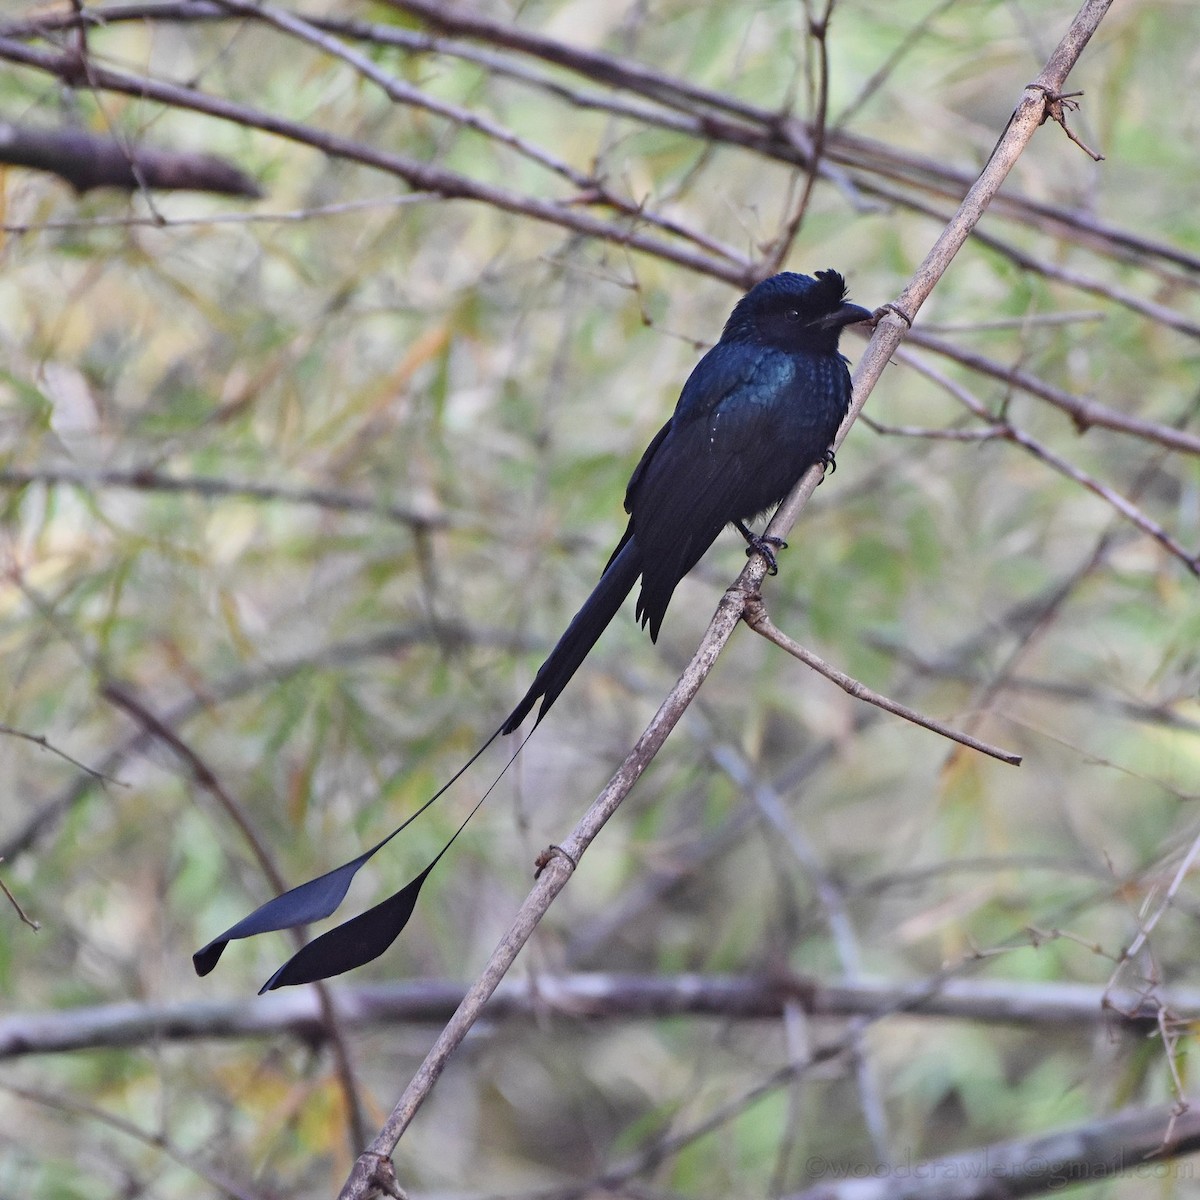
[[816, 301, 873, 331]]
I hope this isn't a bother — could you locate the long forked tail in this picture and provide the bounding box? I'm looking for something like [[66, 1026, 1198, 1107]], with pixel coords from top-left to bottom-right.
[[196, 537, 642, 990], [501, 538, 642, 734]]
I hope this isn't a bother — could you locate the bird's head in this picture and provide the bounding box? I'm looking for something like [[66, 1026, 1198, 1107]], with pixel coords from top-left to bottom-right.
[[721, 270, 872, 353]]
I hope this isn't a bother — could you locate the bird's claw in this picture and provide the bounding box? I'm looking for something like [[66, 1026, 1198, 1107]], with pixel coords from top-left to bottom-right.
[[744, 534, 787, 576]]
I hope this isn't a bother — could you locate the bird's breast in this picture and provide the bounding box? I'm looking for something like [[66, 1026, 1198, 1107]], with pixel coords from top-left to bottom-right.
[[713, 351, 850, 520]]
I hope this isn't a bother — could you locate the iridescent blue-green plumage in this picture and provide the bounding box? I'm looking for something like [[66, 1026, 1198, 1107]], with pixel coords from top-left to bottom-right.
[[501, 268, 870, 732]]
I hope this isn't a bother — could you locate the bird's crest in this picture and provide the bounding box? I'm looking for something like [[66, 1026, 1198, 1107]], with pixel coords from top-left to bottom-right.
[[722, 269, 848, 339]]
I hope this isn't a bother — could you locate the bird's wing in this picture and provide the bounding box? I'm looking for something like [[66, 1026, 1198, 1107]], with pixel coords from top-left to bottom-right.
[[623, 415, 674, 515], [629, 343, 804, 637]]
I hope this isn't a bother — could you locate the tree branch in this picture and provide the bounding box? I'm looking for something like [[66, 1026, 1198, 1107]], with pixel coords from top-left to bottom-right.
[[0, 465, 451, 532], [787, 1100, 1200, 1200], [741, 594, 1023, 765], [0, 121, 261, 196], [0, 33, 752, 285], [904, 328, 1200, 457], [3, 972, 1188, 1060]]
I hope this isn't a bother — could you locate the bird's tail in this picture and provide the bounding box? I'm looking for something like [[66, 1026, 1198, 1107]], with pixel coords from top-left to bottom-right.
[[196, 537, 642, 990], [501, 537, 642, 734]]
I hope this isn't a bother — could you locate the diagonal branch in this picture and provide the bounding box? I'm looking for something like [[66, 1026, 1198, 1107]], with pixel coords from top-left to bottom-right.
[[335, 6, 1116, 1196], [740, 594, 1022, 764], [895, 349, 1200, 574], [207, 0, 742, 263], [0, 33, 752, 285], [785, 1099, 1200, 1200], [905, 328, 1200, 456]]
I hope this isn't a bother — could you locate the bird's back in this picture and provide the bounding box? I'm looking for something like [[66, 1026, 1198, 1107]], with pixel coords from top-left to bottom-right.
[[629, 340, 852, 638]]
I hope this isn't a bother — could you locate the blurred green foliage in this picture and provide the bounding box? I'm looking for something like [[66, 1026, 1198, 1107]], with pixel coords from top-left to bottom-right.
[[1, 1, 1200, 1196]]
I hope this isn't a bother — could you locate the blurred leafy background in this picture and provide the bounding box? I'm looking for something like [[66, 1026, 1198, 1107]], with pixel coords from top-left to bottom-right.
[[1, 0, 1200, 1196]]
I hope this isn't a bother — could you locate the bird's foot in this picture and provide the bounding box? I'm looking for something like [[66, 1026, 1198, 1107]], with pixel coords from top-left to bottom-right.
[[743, 533, 788, 576], [821, 447, 837, 478]]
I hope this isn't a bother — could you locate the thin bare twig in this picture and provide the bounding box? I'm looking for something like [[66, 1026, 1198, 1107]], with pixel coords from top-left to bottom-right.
[[0, 722, 122, 785], [14, 0, 1197, 288], [1030, 83, 1105, 161], [0, 465, 451, 531], [833, 0, 960, 128], [0, 860, 40, 931], [785, 1099, 1200, 1200], [904, 327, 1200, 456], [209, 0, 740, 263], [0, 34, 753, 286], [866, 638, 1200, 735], [894, 349, 1200, 575], [1, 190, 442, 233], [741, 594, 1022, 765], [1111, 826, 1200, 988], [880, 188, 1200, 340], [758, 0, 833, 277], [13, 3, 1189, 291]]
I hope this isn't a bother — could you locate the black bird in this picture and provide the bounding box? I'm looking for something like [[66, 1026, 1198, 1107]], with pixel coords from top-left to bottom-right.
[[194, 269, 871, 990], [503, 269, 870, 733]]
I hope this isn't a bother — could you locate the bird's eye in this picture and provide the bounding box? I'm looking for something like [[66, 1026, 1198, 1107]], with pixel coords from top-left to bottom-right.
[[784, 308, 802, 323]]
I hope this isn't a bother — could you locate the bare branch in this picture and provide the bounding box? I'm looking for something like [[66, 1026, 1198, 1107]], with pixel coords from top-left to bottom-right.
[[378, 0, 1180, 283], [1, 190, 442, 234], [10, 4, 1187, 289], [895, 350, 1200, 574], [881, 189, 1200, 340], [1030, 83, 1105, 161], [1, 1, 1176, 1192], [3, 972, 1189, 1060], [758, 0, 832, 276], [786, 1101, 1200, 1200], [1111, 826, 1200, 990], [903, 328, 1200, 456], [866, 637, 1200, 736], [207, 0, 740, 263], [0, 33, 752, 285], [0, 860, 40, 932], [0, 120, 261, 196], [0, 721, 122, 785], [0, 465, 451, 531], [741, 594, 1023, 765]]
